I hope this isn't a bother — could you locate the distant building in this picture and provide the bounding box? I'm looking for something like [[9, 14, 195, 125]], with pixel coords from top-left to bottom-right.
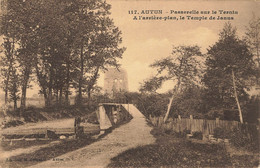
[[104, 68, 128, 95]]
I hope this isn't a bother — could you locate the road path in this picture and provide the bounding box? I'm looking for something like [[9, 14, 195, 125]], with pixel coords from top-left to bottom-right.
[[30, 104, 155, 168]]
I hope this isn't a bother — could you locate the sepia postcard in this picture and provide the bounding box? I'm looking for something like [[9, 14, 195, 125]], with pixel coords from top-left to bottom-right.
[[0, 0, 259, 167]]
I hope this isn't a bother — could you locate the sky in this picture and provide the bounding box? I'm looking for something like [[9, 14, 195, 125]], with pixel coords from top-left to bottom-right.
[[0, 0, 259, 99], [97, 0, 260, 93]]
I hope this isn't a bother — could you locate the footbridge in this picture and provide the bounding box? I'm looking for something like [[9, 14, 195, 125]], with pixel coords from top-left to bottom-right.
[[97, 103, 144, 132], [1, 104, 143, 140]]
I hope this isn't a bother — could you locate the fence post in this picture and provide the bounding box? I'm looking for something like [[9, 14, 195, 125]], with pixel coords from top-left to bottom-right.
[[178, 115, 181, 120], [190, 115, 193, 133], [216, 117, 219, 127]]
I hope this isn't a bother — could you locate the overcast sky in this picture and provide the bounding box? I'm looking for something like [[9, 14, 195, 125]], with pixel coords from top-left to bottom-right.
[[97, 0, 260, 93]]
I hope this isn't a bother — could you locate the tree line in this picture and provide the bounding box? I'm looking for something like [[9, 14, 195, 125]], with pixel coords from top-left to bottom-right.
[[140, 20, 260, 123], [0, 0, 125, 116]]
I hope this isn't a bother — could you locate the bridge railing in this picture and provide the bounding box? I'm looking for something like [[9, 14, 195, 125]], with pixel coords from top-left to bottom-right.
[[98, 95, 132, 104]]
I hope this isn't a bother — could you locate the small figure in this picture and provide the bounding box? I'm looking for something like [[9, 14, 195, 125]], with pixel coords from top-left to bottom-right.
[[74, 117, 81, 139]]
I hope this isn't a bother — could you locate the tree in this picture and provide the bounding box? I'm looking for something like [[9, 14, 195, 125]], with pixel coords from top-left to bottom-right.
[[0, 37, 20, 110], [71, 0, 125, 105], [244, 14, 260, 85], [204, 22, 255, 123], [0, 0, 43, 115], [148, 45, 203, 122], [33, 0, 71, 107], [171, 85, 205, 118], [0, 0, 125, 111], [8, 65, 20, 111], [139, 77, 164, 94]]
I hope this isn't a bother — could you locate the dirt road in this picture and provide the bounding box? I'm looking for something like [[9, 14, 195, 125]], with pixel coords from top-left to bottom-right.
[[30, 105, 155, 168]]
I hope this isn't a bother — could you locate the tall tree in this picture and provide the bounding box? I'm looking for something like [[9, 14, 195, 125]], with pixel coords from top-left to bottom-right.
[[72, 0, 125, 105], [0, 0, 38, 115], [148, 45, 203, 122], [204, 22, 255, 123], [0, 37, 19, 110], [139, 77, 164, 94], [0, 0, 125, 111], [244, 14, 260, 85], [34, 0, 69, 107]]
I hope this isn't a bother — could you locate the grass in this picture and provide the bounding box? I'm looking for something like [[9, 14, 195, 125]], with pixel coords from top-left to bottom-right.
[[108, 127, 259, 168], [1, 137, 96, 168], [1, 140, 52, 151]]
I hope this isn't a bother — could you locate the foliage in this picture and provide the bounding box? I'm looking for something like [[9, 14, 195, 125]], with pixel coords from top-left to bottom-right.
[[244, 14, 260, 87], [229, 126, 259, 153], [244, 14, 260, 69], [1, 119, 24, 128], [0, 0, 124, 112], [141, 45, 204, 122], [203, 23, 255, 119], [149, 45, 204, 90], [100, 90, 206, 119], [192, 131, 203, 140], [205, 109, 225, 120], [139, 76, 164, 93], [0, 37, 20, 110], [243, 95, 259, 123], [170, 85, 206, 118], [124, 92, 169, 117], [213, 127, 232, 139]]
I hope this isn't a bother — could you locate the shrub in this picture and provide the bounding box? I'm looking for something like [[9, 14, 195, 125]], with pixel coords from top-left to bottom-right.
[[150, 127, 166, 137], [243, 96, 259, 124], [213, 127, 232, 139], [192, 131, 203, 140], [183, 129, 191, 135], [2, 119, 24, 128], [205, 109, 225, 120], [229, 126, 259, 153], [165, 129, 190, 138], [164, 130, 186, 138], [86, 111, 99, 124], [177, 131, 188, 138]]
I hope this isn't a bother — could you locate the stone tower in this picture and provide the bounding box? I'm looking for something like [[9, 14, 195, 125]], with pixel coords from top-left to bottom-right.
[[104, 68, 128, 95]]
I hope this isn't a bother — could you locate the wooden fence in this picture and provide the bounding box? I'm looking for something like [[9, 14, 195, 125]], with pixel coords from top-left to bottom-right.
[[149, 116, 258, 137]]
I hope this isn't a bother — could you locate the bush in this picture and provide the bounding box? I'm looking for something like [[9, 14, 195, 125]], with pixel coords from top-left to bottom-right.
[[150, 127, 166, 137], [192, 131, 203, 140], [2, 119, 24, 128], [86, 111, 99, 124], [205, 109, 225, 120], [213, 127, 231, 139], [244, 96, 259, 124], [167, 129, 189, 139], [171, 131, 187, 138], [183, 129, 191, 135], [229, 126, 259, 153]]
